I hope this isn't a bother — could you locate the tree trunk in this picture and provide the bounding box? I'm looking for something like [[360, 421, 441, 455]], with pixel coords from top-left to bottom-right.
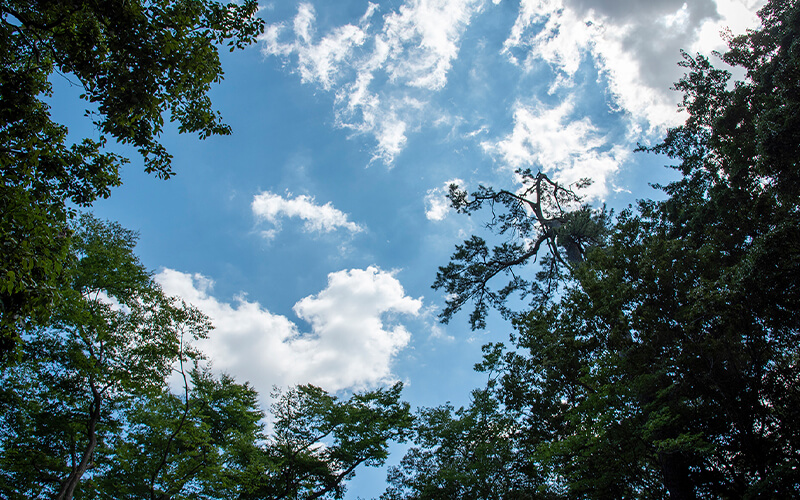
[[54, 386, 102, 500]]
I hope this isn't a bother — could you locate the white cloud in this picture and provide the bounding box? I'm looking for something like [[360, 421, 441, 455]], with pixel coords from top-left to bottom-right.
[[252, 191, 364, 239], [425, 178, 463, 221], [260, 3, 375, 89], [502, 0, 674, 129], [464, 125, 489, 138], [378, 0, 482, 90], [157, 266, 422, 394], [429, 323, 455, 341], [483, 0, 763, 196], [502, 0, 764, 132], [504, 0, 593, 79], [261, 0, 488, 164], [482, 99, 629, 199], [259, 0, 765, 189], [691, 0, 765, 55]]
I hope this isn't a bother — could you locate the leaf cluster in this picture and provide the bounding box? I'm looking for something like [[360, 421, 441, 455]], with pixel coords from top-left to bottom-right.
[[383, 386, 558, 500], [434, 169, 610, 329], [0, 0, 264, 360], [248, 383, 412, 500]]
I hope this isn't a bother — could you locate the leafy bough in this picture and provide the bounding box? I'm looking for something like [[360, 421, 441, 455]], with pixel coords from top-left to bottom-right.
[[433, 169, 610, 329]]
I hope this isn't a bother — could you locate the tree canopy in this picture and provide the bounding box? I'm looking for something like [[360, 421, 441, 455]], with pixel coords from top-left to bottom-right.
[[0, 215, 413, 500], [399, 0, 800, 497], [4, 0, 799, 498], [0, 0, 264, 358]]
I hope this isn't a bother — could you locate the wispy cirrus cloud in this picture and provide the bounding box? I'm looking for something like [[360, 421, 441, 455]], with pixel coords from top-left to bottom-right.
[[260, 3, 377, 89], [259, 0, 763, 195], [157, 266, 422, 394], [252, 191, 364, 239], [261, 0, 489, 165]]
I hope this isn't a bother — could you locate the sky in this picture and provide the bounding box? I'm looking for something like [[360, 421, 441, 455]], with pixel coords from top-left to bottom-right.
[[51, 0, 764, 497]]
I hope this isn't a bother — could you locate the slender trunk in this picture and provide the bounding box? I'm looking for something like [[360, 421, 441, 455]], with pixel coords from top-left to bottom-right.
[[150, 334, 191, 500], [54, 385, 102, 500]]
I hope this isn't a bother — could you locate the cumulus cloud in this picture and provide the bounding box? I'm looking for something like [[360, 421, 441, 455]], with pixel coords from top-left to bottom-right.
[[482, 0, 762, 195], [252, 191, 364, 239], [503, 0, 764, 131], [157, 267, 422, 393], [482, 99, 629, 199], [261, 0, 488, 164], [425, 178, 463, 221]]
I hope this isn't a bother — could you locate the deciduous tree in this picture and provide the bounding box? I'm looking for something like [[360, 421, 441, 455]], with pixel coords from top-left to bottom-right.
[[0, 0, 264, 357], [242, 383, 413, 500], [97, 367, 265, 500], [0, 215, 414, 499], [0, 214, 212, 500]]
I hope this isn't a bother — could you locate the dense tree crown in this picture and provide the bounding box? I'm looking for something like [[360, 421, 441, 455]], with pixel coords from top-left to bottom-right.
[[393, 0, 800, 498], [0, 0, 264, 358]]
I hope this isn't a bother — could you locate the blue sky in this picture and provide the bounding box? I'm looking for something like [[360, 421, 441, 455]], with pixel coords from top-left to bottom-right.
[[51, 0, 764, 496]]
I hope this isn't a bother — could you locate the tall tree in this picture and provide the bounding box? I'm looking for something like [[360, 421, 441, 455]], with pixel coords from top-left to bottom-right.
[[0, 214, 212, 500], [414, 0, 800, 497], [108, 380, 413, 500], [0, 0, 264, 357]]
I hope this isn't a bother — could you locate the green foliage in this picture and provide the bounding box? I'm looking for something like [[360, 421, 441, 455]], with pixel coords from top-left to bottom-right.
[[0, 0, 264, 359], [97, 367, 265, 500], [433, 170, 610, 329], [0, 214, 212, 499], [383, 386, 556, 500], [412, 0, 800, 497], [0, 215, 414, 499], [241, 383, 413, 500]]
